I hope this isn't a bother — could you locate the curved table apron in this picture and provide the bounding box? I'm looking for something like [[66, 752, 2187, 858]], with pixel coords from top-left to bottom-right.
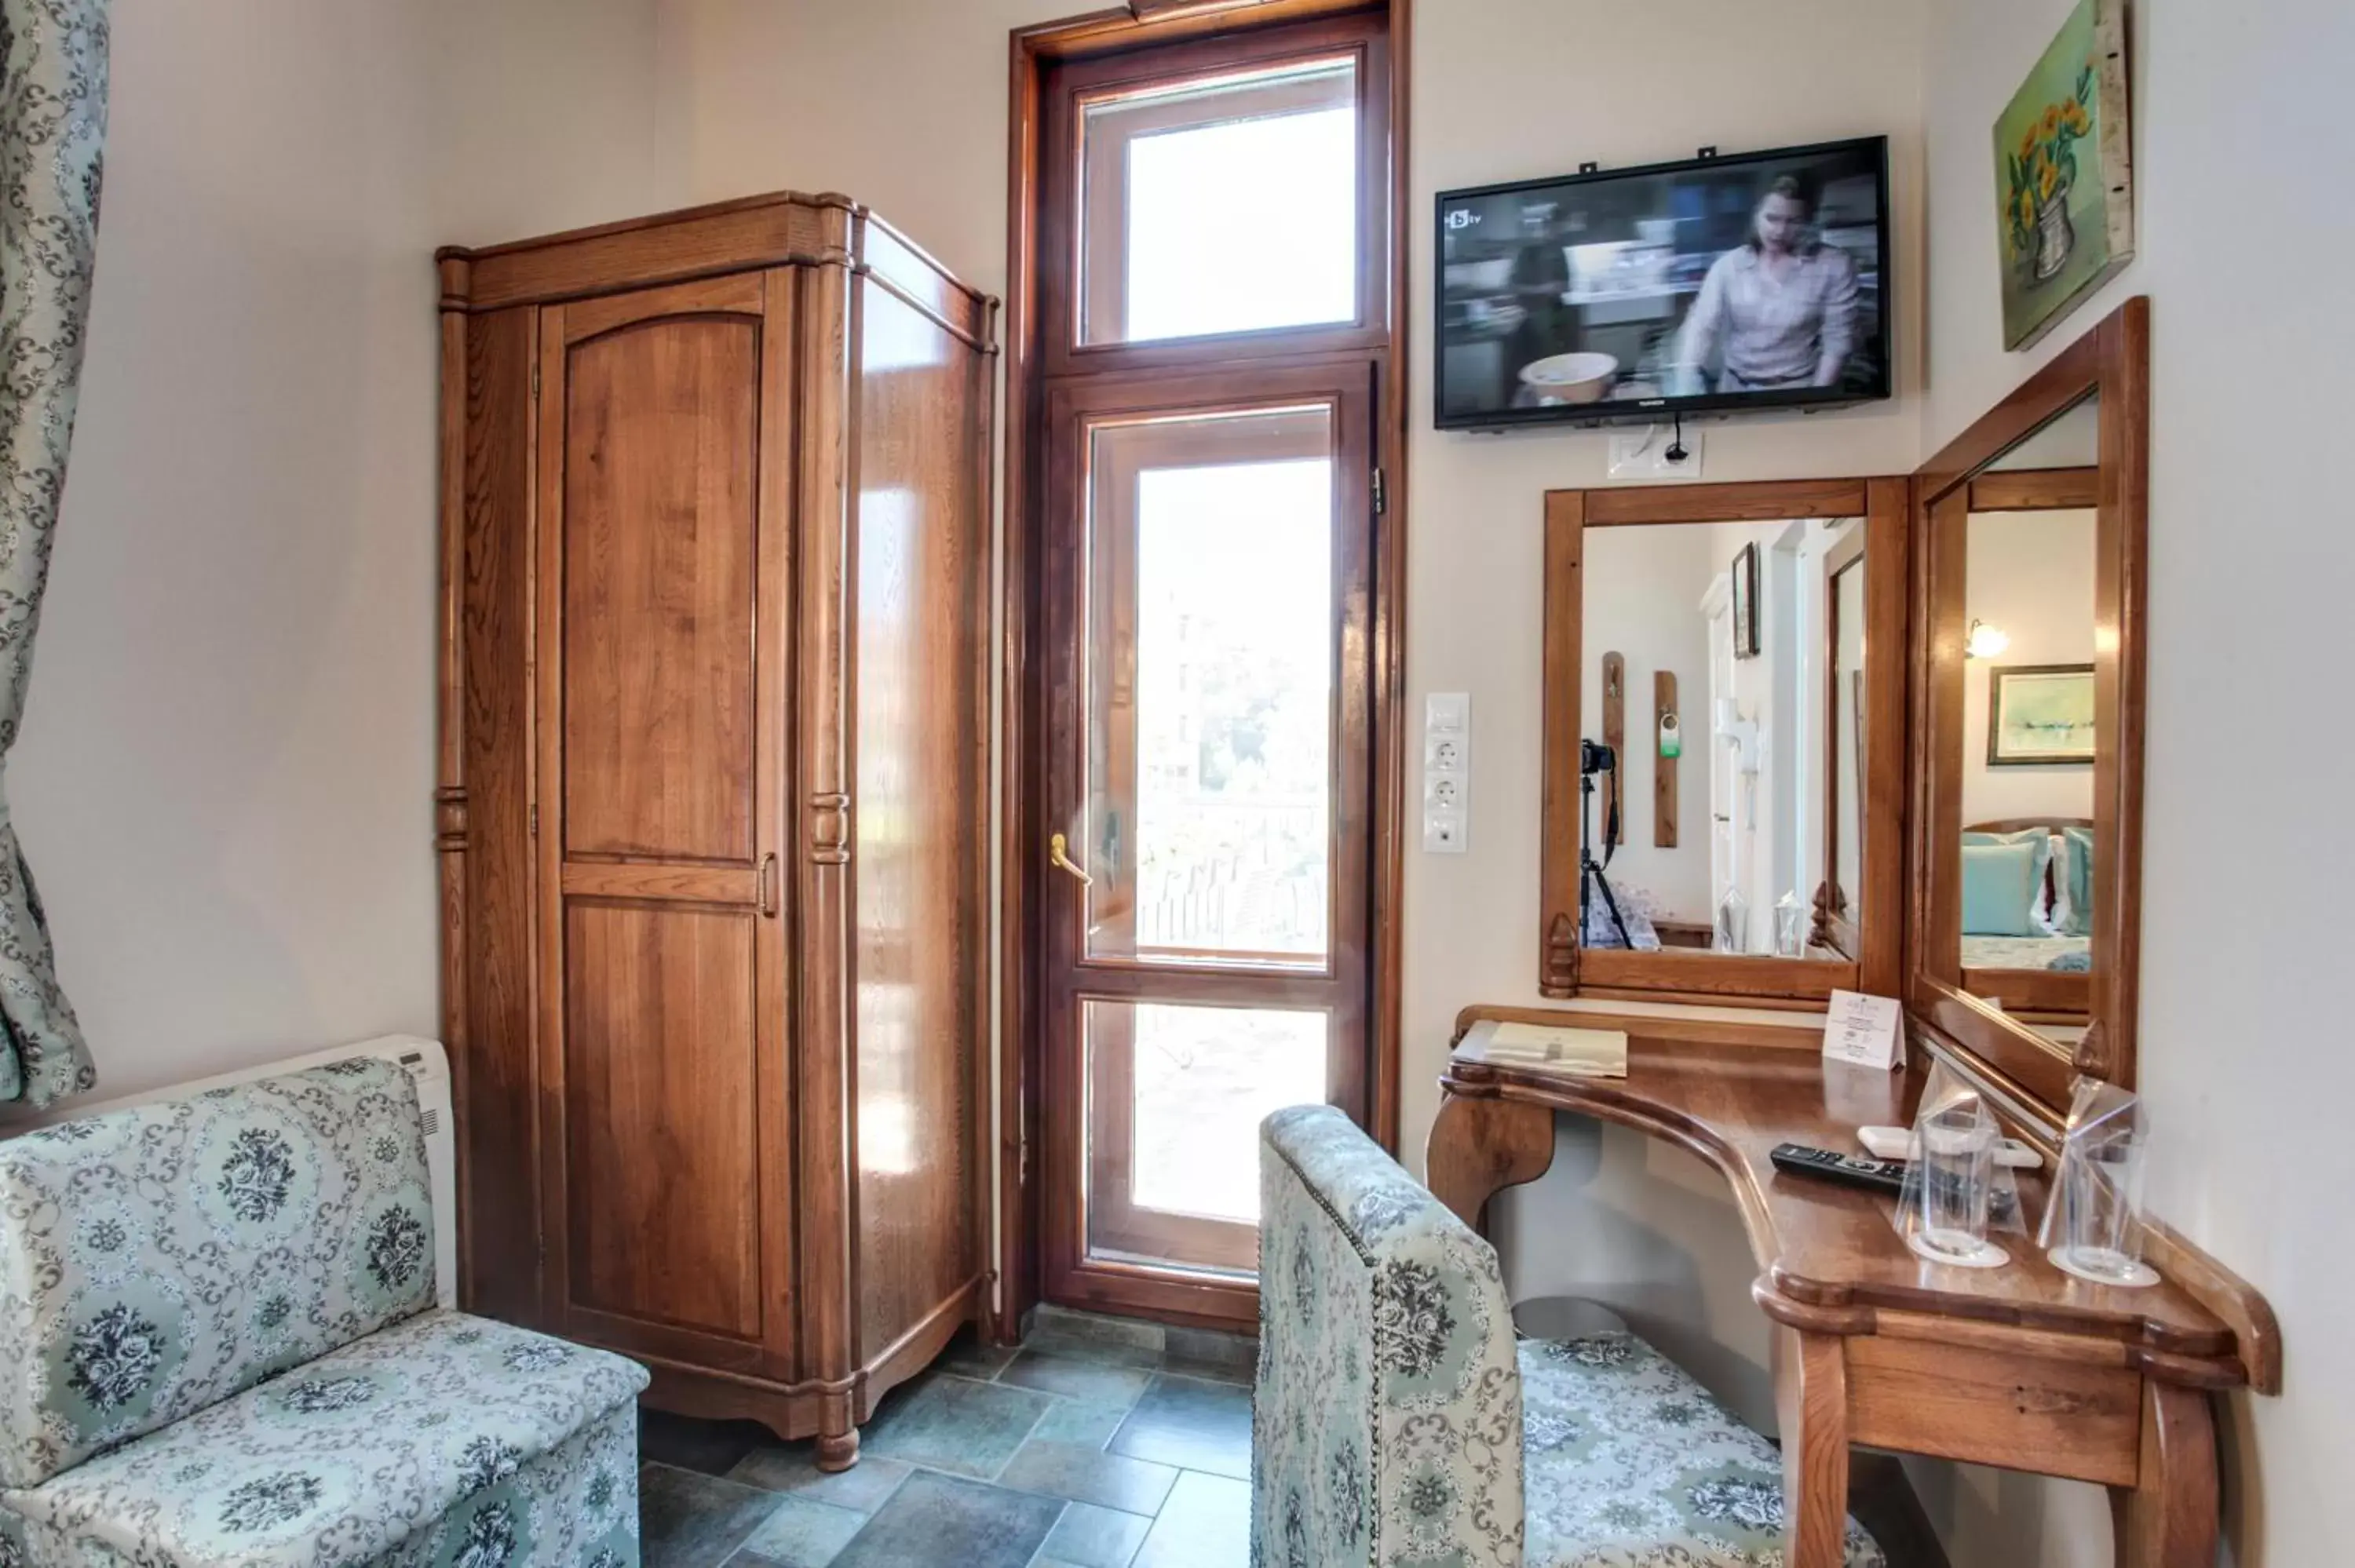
[[1429, 1041, 2251, 1568]]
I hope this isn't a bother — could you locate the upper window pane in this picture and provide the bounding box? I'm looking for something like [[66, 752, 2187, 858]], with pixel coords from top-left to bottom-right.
[[1080, 60, 1360, 346]]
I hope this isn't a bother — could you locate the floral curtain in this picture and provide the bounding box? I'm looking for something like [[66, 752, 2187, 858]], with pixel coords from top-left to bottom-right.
[[0, 0, 108, 1106]]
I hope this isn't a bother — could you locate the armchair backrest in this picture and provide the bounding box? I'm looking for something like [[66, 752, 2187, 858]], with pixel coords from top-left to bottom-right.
[[1254, 1105, 1524, 1568], [0, 1057, 437, 1487]]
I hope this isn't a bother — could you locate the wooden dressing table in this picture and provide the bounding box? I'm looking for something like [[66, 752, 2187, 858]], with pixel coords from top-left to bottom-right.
[[1426, 1006, 2280, 1568]]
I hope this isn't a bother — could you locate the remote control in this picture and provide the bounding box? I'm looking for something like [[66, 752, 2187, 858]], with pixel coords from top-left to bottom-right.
[[1770, 1143, 1908, 1197], [1769, 1143, 2019, 1221]]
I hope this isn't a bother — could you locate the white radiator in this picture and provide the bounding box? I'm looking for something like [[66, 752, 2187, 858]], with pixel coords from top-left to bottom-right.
[[74, 1036, 461, 1312]]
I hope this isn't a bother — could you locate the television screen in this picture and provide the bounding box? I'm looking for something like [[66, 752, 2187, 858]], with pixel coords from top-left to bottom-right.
[[1436, 137, 1892, 429]]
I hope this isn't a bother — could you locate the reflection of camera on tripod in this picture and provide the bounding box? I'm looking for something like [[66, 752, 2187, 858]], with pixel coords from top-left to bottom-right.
[[1579, 740, 1629, 948]]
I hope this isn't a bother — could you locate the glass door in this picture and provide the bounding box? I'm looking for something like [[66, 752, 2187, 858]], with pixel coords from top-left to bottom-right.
[[1040, 366, 1374, 1321]]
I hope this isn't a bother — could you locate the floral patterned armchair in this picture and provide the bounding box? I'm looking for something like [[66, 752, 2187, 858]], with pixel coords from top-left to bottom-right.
[[1254, 1105, 1886, 1568], [0, 1057, 650, 1567]]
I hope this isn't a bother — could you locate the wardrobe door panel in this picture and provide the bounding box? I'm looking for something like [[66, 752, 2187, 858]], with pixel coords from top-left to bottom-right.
[[536, 277, 794, 1373], [850, 282, 988, 1361], [563, 315, 760, 863], [564, 903, 762, 1339]]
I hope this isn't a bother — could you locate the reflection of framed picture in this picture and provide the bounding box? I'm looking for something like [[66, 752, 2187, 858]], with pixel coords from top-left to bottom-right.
[[1988, 663, 2095, 765], [1730, 543, 1761, 659]]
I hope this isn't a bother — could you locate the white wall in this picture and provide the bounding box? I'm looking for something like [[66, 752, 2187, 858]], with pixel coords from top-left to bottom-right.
[[1959, 508, 2095, 825], [1921, 0, 2354, 1563]]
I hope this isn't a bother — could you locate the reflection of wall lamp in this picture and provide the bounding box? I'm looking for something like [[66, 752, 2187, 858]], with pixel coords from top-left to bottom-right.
[[1714, 698, 1760, 775], [1966, 619, 2011, 660], [1715, 697, 1762, 831]]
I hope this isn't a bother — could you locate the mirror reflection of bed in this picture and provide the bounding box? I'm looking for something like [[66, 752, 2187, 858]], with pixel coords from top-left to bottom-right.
[[1579, 514, 1861, 959], [1951, 395, 2099, 1037]]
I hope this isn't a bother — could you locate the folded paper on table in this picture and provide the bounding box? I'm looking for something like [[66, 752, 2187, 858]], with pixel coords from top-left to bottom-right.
[[1457, 1019, 1630, 1078]]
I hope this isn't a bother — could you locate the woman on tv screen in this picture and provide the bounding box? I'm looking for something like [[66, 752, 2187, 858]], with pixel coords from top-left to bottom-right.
[[1674, 173, 1861, 394]]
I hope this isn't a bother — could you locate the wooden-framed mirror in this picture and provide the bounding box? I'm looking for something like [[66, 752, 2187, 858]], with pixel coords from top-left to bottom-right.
[[1540, 477, 1908, 1007], [1908, 297, 2148, 1114]]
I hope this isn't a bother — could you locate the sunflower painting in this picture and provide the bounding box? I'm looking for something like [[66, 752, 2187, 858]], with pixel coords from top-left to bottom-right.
[[1992, 0, 2134, 349]]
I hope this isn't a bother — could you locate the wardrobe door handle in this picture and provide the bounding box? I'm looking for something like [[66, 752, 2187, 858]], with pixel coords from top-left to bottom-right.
[[758, 854, 779, 917]]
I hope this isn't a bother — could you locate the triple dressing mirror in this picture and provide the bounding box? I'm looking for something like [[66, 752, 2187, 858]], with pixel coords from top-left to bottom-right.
[[1910, 298, 2149, 1115], [1540, 480, 1907, 1005]]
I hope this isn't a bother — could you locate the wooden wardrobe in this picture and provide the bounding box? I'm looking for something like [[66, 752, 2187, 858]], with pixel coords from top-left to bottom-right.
[[434, 192, 996, 1468]]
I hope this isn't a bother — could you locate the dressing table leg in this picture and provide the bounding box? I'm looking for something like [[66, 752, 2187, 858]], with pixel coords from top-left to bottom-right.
[[1775, 1327, 1851, 1568], [2110, 1381, 2218, 1568], [1425, 1092, 1555, 1230]]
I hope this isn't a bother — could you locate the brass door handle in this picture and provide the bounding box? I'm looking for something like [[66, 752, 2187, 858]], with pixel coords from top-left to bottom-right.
[[1049, 833, 1094, 888]]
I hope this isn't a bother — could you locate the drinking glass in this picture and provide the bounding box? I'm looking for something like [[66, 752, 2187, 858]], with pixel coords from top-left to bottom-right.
[[1715, 886, 1750, 954], [1773, 892, 1807, 957], [2042, 1082, 2157, 1286], [1910, 1107, 2005, 1267]]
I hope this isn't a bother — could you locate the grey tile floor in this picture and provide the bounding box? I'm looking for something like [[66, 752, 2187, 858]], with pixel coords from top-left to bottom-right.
[[637, 1307, 1257, 1568]]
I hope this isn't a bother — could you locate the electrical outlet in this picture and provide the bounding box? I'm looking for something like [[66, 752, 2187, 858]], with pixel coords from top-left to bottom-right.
[[1608, 425, 1704, 480], [1424, 693, 1471, 854]]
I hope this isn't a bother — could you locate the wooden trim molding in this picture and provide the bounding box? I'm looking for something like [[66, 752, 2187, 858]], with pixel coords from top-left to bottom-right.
[[1538, 477, 1908, 1008], [1908, 298, 2149, 1114], [1968, 465, 2100, 512], [1019, 0, 1386, 61], [1132, 0, 1269, 19]]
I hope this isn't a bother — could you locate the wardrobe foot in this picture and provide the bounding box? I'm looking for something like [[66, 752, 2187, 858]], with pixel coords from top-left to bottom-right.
[[816, 1429, 861, 1472]]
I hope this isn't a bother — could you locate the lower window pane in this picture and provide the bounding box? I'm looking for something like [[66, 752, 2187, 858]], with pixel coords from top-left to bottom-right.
[[1086, 1000, 1329, 1273]]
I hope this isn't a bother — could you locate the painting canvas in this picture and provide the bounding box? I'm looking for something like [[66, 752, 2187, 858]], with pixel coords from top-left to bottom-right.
[[1988, 664, 2096, 765], [1992, 0, 2134, 350]]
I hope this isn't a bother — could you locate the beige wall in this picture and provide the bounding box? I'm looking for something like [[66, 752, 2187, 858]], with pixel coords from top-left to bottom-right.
[[1920, 0, 2351, 1563], [5, 0, 677, 1108], [9, 0, 445, 1102], [433, 0, 683, 246]]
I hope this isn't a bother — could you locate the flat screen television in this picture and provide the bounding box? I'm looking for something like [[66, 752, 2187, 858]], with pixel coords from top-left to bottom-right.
[[1436, 137, 1892, 430]]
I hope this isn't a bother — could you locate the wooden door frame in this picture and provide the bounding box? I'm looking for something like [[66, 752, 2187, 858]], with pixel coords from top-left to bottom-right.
[[998, 0, 1411, 1341], [1037, 363, 1377, 1329]]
